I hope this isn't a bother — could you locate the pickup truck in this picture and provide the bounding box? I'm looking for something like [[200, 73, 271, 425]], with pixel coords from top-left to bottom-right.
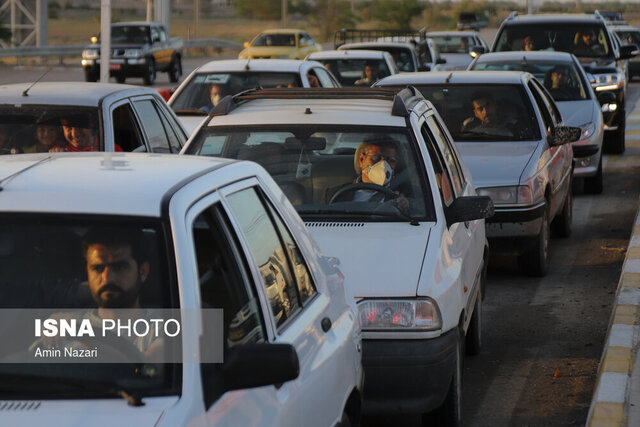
[[81, 21, 183, 85]]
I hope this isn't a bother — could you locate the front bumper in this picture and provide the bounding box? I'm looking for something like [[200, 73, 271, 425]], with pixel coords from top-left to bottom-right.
[[572, 143, 601, 178], [82, 58, 148, 77], [361, 328, 456, 414], [485, 202, 545, 255], [595, 86, 624, 131]]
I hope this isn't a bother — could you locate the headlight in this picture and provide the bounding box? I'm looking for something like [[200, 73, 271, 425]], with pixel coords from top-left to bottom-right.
[[477, 185, 533, 205], [593, 72, 625, 91], [358, 298, 442, 331], [82, 48, 99, 59], [124, 49, 142, 58], [578, 121, 595, 141], [601, 103, 618, 113]]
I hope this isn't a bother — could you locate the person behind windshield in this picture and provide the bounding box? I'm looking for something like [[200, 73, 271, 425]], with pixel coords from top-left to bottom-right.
[[461, 91, 500, 131], [544, 65, 573, 99], [355, 62, 379, 86], [523, 35, 535, 51], [0, 124, 21, 155], [307, 70, 321, 88], [574, 30, 601, 55], [325, 135, 409, 213], [460, 37, 470, 53], [200, 84, 225, 113], [50, 116, 106, 152], [22, 120, 63, 153]]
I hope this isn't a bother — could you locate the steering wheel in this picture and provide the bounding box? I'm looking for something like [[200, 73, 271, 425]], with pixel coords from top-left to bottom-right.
[[329, 182, 397, 204]]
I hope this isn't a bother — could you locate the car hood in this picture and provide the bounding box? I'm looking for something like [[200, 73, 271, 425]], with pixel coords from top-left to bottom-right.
[[306, 222, 431, 299], [177, 115, 207, 136], [556, 100, 595, 127], [241, 46, 297, 56], [456, 140, 540, 187], [577, 57, 618, 74], [0, 397, 176, 426], [438, 53, 473, 70]]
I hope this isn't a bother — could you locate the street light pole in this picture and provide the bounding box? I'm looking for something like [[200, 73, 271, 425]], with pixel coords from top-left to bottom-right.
[[100, 0, 111, 83], [282, 0, 287, 28]]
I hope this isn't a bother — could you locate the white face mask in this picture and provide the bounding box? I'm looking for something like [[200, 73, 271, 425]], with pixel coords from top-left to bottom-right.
[[366, 160, 394, 186], [211, 94, 221, 106]]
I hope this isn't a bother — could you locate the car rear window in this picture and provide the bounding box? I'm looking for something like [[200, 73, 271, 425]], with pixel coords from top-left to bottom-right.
[[495, 23, 612, 59], [315, 58, 393, 86], [252, 33, 296, 47], [345, 45, 416, 72], [186, 125, 435, 222]]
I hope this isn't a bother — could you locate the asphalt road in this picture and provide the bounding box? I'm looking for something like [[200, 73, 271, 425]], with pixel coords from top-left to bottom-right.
[[1, 54, 638, 426]]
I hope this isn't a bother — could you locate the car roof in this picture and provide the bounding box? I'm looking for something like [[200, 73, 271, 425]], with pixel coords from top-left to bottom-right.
[[0, 82, 157, 107], [307, 50, 388, 60], [339, 42, 414, 50], [611, 25, 640, 32], [195, 59, 319, 73], [502, 13, 606, 25], [207, 97, 408, 127], [376, 70, 529, 85], [427, 31, 479, 37], [0, 153, 236, 217], [473, 51, 575, 62]]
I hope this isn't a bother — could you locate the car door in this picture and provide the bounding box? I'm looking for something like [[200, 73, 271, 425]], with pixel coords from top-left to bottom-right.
[[419, 113, 481, 313], [312, 67, 340, 87], [131, 96, 179, 153], [108, 99, 148, 152], [186, 190, 298, 427], [528, 79, 571, 217], [222, 180, 351, 427]]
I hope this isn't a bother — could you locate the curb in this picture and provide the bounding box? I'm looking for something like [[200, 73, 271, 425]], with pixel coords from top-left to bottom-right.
[[587, 101, 640, 426]]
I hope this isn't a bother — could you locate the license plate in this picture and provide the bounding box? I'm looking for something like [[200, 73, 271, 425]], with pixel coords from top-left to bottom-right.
[[109, 64, 121, 71]]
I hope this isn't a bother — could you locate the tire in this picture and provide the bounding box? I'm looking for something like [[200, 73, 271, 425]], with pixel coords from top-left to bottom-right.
[[115, 75, 126, 84], [425, 329, 463, 427], [606, 111, 625, 154], [142, 59, 156, 86], [168, 56, 182, 83], [518, 202, 550, 277], [551, 183, 572, 238], [465, 285, 482, 356], [584, 156, 603, 194], [83, 69, 98, 82]]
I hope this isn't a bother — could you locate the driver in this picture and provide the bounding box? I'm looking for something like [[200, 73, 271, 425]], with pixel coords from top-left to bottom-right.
[[325, 135, 410, 213], [460, 91, 519, 135]]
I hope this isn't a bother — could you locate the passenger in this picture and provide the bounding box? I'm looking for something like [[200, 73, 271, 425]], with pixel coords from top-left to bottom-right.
[[325, 135, 410, 213], [461, 91, 518, 135], [354, 62, 379, 86], [523, 35, 535, 51], [22, 120, 63, 153], [307, 71, 321, 88], [200, 84, 225, 113], [50, 116, 110, 152], [460, 37, 470, 53], [544, 65, 573, 99], [574, 30, 601, 55]]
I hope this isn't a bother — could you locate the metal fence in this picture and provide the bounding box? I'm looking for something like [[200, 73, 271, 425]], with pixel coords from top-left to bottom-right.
[[0, 38, 242, 65]]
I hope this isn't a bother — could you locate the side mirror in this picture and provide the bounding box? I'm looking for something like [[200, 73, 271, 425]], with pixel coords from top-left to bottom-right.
[[243, 41, 250, 49], [222, 343, 299, 392], [550, 126, 581, 146], [436, 58, 447, 64], [446, 196, 494, 227], [620, 44, 639, 60], [90, 36, 98, 44], [469, 46, 486, 59], [597, 91, 616, 105]]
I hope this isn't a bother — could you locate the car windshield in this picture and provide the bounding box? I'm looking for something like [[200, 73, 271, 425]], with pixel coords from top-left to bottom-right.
[[410, 84, 540, 141], [430, 35, 475, 54], [111, 25, 150, 44], [614, 30, 640, 46], [316, 58, 392, 86], [471, 60, 589, 101], [252, 33, 296, 47], [495, 23, 612, 59], [346, 46, 416, 72], [170, 72, 303, 112], [0, 216, 177, 398], [186, 125, 434, 221], [0, 106, 100, 154]]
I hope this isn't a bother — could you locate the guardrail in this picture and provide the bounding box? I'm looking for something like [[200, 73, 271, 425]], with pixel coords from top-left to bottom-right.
[[0, 38, 242, 65]]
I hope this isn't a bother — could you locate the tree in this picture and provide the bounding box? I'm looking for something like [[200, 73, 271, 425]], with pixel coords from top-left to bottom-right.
[[235, 0, 281, 20], [309, 0, 357, 42], [370, 0, 424, 29]]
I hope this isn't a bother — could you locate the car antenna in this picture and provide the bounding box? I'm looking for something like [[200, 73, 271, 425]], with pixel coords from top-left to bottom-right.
[[445, 72, 453, 83], [22, 67, 53, 97], [0, 156, 52, 191], [244, 59, 250, 71]]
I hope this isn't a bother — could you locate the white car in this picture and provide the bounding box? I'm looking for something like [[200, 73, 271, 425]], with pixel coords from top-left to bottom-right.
[[427, 31, 489, 71], [181, 87, 493, 426], [306, 50, 399, 87], [0, 82, 188, 154], [0, 152, 363, 427], [167, 59, 340, 135]]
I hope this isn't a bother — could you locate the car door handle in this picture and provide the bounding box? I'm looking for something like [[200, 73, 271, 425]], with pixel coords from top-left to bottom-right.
[[321, 317, 332, 333]]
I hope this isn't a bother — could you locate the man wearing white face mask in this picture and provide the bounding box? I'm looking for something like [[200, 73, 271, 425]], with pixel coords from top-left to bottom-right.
[[200, 84, 224, 113]]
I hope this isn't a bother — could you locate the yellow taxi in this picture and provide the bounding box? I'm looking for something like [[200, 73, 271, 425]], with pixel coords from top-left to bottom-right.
[[238, 29, 322, 60]]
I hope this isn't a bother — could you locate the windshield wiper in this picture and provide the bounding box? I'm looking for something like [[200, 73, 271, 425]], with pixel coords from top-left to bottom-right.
[[173, 108, 207, 116], [0, 372, 146, 406]]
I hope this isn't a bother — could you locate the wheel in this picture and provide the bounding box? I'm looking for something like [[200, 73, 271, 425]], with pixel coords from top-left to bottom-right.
[[551, 183, 572, 238], [605, 111, 625, 154], [584, 156, 603, 194], [83, 68, 98, 82], [142, 59, 156, 86], [465, 285, 482, 356], [115, 75, 126, 84], [425, 329, 462, 427], [168, 56, 182, 83], [518, 202, 550, 277]]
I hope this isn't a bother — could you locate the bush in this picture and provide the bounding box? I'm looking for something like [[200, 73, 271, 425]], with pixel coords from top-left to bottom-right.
[[309, 0, 357, 42]]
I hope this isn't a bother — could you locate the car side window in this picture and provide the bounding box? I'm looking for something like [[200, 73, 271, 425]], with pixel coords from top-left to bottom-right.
[[313, 67, 336, 88], [192, 205, 266, 347], [531, 79, 562, 125], [527, 81, 554, 135], [155, 103, 184, 152], [226, 187, 302, 330], [425, 116, 465, 195], [133, 99, 173, 153], [421, 123, 455, 207], [112, 103, 145, 152]]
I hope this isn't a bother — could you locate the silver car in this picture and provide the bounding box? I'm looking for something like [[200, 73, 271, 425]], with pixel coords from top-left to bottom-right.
[[468, 51, 605, 193], [376, 71, 580, 276], [427, 31, 489, 71]]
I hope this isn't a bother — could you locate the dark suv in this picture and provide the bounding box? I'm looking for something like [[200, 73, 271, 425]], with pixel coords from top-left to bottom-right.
[[490, 12, 638, 153]]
